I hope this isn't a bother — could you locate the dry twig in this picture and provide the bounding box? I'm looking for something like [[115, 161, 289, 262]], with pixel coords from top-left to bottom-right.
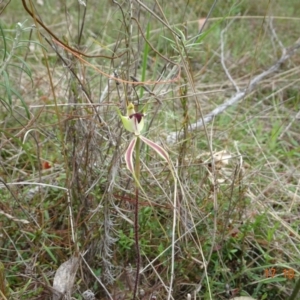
[[167, 40, 300, 143]]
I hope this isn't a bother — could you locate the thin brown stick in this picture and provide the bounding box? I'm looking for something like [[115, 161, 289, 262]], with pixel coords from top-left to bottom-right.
[[133, 187, 140, 300], [21, 0, 127, 60]]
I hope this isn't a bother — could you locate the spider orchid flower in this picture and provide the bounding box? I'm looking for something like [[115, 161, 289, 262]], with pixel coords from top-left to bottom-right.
[[118, 102, 145, 136], [116, 103, 170, 175]]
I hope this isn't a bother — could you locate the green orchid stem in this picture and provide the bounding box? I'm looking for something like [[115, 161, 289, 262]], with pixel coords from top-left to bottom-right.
[[133, 136, 141, 300]]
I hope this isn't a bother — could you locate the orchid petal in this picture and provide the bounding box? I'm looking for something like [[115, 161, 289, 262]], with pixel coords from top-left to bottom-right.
[[125, 137, 137, 174], [139, 135, 170, 162]]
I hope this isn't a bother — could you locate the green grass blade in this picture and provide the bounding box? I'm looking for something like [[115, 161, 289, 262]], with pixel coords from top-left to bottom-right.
[[0, 23, 7, 61], [140, 22, 150, 99], [2, 70, 12, 105]]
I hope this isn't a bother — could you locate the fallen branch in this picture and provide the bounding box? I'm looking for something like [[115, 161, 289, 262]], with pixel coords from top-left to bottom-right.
[[166, 40, 300, 144]]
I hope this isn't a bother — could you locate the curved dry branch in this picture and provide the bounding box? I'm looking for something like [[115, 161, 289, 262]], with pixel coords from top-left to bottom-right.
[[166, 40, 300, 144]]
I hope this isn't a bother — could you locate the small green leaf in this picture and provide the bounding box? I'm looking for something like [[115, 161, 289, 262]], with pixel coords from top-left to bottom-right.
[[42, 243, 58, 264]]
